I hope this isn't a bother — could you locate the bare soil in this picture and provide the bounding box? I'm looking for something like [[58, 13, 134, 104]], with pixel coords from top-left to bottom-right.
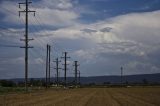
[[0, 87, 160, 106]]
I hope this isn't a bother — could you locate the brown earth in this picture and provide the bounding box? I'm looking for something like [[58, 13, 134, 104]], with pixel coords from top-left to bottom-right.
[[0, 87, 160, 106]]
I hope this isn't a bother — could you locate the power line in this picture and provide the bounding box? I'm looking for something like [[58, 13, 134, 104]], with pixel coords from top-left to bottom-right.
[[35, 13, 65, 52], [0, 44, 21, 48], [0, 6, 18, 16], [27, 10, 66, 57], [20, 10, 60, 82], [28, 14, 59, 57]]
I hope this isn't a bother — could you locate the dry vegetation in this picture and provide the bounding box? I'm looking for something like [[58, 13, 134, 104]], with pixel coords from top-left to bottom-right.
[[0, 87, 160, 106]]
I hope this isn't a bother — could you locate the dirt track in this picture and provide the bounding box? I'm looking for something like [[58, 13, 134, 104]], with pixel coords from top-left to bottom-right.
[[0, 87, 160, 106]]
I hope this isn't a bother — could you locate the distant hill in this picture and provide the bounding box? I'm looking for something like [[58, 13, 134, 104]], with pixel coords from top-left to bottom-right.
[[79, 73, 160, 84], [9, 73, 160, 84]]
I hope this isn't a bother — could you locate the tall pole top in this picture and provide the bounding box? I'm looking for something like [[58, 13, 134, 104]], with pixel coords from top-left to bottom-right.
[[121, 66, 123, 71]]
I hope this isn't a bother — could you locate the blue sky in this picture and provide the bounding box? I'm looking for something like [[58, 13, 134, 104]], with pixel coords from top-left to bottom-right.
[[0, 0, 160, 79]]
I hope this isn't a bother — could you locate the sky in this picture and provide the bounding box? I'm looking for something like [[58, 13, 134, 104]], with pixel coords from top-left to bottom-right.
[[0, 0, 160, 79]]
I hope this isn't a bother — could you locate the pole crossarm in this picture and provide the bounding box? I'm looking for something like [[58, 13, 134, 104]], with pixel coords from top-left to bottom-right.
[[20, 38, 34, 42]]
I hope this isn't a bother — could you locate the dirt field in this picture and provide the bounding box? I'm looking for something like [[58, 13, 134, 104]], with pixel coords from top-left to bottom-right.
[[0, 87, 160, 106]]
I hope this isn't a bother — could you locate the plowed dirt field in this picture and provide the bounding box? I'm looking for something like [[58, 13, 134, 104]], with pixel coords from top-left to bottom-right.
[[0, 87, 160, 106]]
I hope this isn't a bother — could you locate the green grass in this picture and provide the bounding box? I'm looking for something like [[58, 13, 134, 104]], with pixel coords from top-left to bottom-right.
[[0, 87, 47, 94], [0, 87, 26, 94]]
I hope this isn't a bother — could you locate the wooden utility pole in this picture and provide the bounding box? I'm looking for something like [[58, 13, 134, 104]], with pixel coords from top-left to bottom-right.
[[61, 52, 70, 87], [53, 58, 61, 86], [19, 0, 35, 92]]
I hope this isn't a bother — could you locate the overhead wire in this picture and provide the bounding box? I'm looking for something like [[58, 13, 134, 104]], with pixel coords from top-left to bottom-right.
[[34, 2, 81, 78], [0, 1, 77, 78], [29, 3, 70, 60]]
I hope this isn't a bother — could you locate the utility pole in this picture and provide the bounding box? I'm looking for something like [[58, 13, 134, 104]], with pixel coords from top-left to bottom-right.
[[19, 0, 35, 92], [48, 45, 51, 86], [73, 61, 79, 86], [121, 66, 123, 86], [61, 52, 70, 87], [46, 44, 49, 88], [78, 71, 80, 85], [53, 58, 61, 86], [45, 44, 51, 88]]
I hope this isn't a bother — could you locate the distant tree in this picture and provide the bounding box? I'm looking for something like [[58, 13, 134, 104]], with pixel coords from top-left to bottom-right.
[[89, 82, 95, 86], [41, 79, 45, 87], [103, 82, 110, 85], [29, 79, 45, 87], [17, 81, 25, 87], [30, 78, 34, 86], [143, 79, 149, 84], [0, 80, 16, 87], [125, 81, 128, 85]]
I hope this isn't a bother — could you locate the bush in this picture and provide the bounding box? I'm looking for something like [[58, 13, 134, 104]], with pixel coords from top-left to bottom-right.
[[0, 80, 16, 87]]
